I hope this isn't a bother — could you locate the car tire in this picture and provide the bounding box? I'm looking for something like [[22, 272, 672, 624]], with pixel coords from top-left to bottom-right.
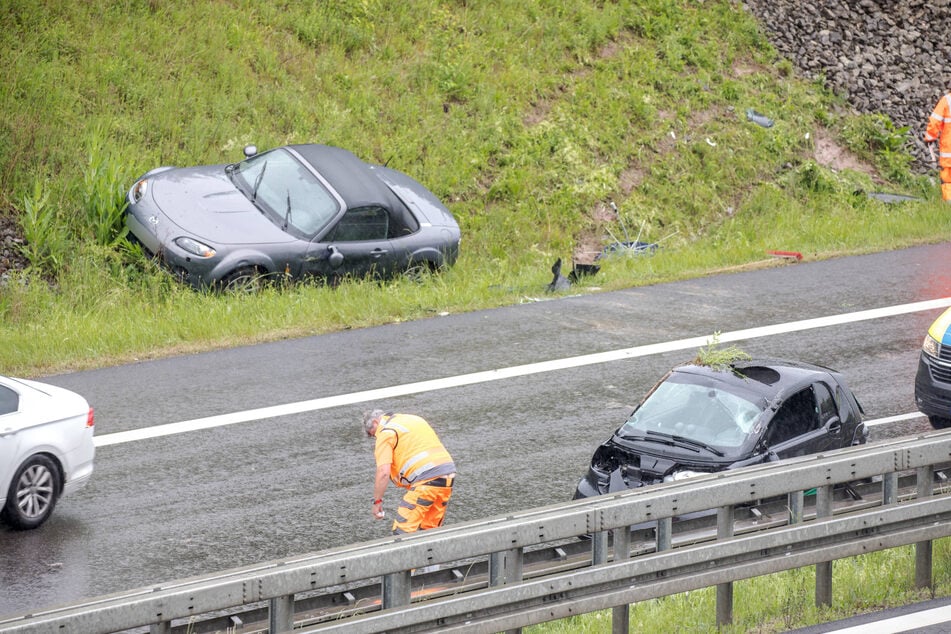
[[928, 415, 951, 430], [221, 266, 266, 293], [2, 455, 62, 530], [404, 261, 434, 283]]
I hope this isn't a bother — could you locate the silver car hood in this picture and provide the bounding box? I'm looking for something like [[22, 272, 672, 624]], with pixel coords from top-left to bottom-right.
[[149, 166, 294, 245]]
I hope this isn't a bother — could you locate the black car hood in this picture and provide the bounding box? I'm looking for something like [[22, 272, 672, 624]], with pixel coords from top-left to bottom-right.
[[599, 437, 745, 492], [149, 165, 294, 245]]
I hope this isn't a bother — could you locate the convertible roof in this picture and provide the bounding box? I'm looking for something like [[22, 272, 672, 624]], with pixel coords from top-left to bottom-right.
[[289, 144, 406, 212]]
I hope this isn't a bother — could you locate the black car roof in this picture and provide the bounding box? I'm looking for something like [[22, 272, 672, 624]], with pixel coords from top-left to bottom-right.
[[289, 144, 406, 212], [671, 358, 835, 400]]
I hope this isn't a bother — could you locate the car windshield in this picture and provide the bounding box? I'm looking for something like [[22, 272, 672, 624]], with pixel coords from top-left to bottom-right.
[[617, 376, 765, 450], [230, 149, 339, 236]]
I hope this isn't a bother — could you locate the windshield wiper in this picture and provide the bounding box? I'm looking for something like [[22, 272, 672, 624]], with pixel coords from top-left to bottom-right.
[[646, 430, 725, 456], [251, 161, 267, 202], [619, 433, 677, 447], [283, 191, 292, 230]]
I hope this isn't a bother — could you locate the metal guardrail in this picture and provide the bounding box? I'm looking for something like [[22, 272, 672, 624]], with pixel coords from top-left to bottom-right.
[[4, 432, 951, 634]]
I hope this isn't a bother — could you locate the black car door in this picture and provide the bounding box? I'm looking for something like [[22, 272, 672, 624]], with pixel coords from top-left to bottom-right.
[[812, 381, 844, 450], [763, 385, 831, 459]]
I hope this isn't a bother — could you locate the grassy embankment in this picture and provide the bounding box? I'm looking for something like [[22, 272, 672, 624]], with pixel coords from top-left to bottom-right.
[[1, 0, 948, 378], [2, 2, 951, 631]]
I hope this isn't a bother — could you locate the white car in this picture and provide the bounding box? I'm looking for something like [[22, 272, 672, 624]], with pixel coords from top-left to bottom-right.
[[0, 375, 95, 530]]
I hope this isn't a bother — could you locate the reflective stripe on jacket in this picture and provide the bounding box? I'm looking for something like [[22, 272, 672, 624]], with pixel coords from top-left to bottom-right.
[[925, 94, 951, 167], [374, 413, 455, 488]]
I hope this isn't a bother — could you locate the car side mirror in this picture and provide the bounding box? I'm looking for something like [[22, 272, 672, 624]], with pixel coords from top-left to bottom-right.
[[328, 245, 344, 269], [243, 145, 258, 158]]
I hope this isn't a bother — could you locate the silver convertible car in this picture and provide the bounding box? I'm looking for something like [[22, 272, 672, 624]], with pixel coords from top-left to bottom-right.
[[125, 144, 461, 290]]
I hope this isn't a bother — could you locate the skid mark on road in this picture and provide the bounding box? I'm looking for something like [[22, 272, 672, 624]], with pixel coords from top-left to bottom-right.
[[95, 297, 951, 446]]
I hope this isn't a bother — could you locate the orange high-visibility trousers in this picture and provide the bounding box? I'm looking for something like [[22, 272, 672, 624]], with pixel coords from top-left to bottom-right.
[[941, 167, 951, 202], [392, 479, 453, 534]]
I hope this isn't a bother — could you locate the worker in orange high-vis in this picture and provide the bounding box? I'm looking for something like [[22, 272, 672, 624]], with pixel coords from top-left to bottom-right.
[[925, 92, 951, 202], [363, 409, 456, 534]]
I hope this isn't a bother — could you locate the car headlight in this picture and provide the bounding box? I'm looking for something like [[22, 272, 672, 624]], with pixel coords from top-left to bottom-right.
[[174, 237, 216, 258], [664, 470, 705, 483], [130, 179, 148, 203], [923, 333, 941, 359]]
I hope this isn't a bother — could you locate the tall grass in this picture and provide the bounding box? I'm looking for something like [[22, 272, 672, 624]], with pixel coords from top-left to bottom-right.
[[1, 0, 950, 378], [526, 538, 951, 633]]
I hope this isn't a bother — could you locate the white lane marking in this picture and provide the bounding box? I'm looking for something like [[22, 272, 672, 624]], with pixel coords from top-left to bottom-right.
[[94, 297, 951, 447], [865, 412, 926, 427], [820, 604, 951, 633]]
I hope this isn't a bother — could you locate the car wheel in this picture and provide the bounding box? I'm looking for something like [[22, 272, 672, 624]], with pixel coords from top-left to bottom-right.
[[2, 455, 61, 530], [928, 415, 951, 430], [404, 261, 433, 283], [221, 266, 266, 293]]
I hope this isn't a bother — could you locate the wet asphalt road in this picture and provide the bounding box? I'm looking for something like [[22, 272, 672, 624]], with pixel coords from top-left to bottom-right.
[[1, 243, 950, 617]]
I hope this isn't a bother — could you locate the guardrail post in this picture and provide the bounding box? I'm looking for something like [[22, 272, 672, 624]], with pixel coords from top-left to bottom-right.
[[269, 594, 295, 633], [815, 484, 833, 607], [149, 622, 171, 634], [382, 571, 411, 609], [716, 505, 735, 626], [592, 530, 609, 565], [490, 548, 524, 634], [657, 517, 672, 552], [611, 525, 632, 634], [883, 471, 898, 505], [788, 490, 804, 524], [489, 547, 524, 586], [916, 465, 935, 589]]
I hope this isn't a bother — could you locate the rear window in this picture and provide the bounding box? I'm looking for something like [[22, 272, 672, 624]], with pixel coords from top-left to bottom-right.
[[0, 384, 19, 415]]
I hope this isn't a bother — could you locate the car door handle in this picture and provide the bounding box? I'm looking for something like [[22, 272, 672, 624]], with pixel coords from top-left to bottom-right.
[[0, 427, 13, 438], [370, 248, 388, 258]]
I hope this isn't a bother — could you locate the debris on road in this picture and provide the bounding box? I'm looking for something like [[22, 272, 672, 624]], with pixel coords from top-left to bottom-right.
[[866, 192, 921, 204], [746, 108, 775, 128], [546, 258, 571, 293], [766, 250, 803, 261]]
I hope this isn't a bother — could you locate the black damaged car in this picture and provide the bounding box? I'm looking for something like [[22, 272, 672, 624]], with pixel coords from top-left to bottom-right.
[[574, 358, 868, 499]]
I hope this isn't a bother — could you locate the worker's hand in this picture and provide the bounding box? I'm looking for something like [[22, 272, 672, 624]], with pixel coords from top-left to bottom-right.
[[928, 142, 937, 165], [372, 500, 385, 520]]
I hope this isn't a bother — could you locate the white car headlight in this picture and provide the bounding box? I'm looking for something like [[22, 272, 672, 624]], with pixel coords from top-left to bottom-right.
[[174, 237, 216, 258], [130, 179, 148, 203], [664, 470, 705, 483], [923, 333, 941, 359]]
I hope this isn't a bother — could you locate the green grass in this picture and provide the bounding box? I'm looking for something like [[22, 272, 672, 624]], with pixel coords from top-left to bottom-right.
[[2, 2, 951, 629], [525, 538, 951, 633], [2, 0, 950, 376]]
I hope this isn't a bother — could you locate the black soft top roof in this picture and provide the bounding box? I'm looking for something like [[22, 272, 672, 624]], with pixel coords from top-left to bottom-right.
[[289, 144, 407, 213]]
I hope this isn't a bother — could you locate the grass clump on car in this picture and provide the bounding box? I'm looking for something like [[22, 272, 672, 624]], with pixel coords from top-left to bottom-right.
[[692, 334, 752, 371]]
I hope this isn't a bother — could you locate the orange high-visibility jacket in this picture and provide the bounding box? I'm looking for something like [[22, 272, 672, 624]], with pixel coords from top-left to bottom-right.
[[925, 94, 951, 167], [374, 414, 456, 488]]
